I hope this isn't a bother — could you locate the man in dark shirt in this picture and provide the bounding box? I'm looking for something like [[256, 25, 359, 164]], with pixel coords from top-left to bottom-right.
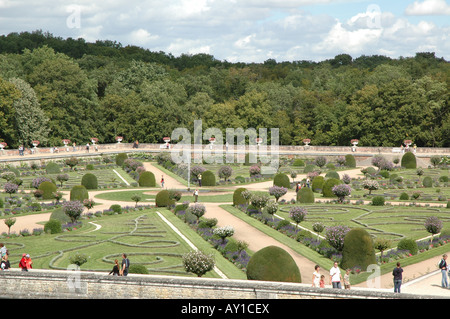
[[439, 254, 448, 288], [392, 262, 403, 293]]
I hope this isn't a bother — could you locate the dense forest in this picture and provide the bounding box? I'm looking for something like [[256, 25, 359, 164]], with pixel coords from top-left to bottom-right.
[[0, 30, 448, 149]]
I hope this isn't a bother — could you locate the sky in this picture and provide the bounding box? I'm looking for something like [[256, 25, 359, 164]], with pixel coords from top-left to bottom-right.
[[0, 0, 449, 63]]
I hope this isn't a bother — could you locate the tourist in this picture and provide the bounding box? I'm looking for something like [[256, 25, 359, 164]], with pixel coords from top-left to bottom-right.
[[18, 145, 24, 156], [198, 173, 202, 187], [133, 140, 139, 149], [1, 253, 10, 271], [161, 175, 165, 188], [438, 254, 448, 288], [86, 143, 90, 153], [120, 253, 130, 276], [193, 189, 199, 203], [344, 269, 351, 289], [312, 265, 321, 288], [319, 275, 325, 288], [0, 243, 7, 258], [393, 262, 403, 293], [295, 182, 301, 193], [329, 261, 342, 289], [109, 259, 121, 276], [72, 142, 76, 152]]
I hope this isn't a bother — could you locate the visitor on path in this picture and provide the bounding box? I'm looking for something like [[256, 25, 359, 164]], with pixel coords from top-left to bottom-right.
[[306, 178, 310, 188], [198, 174, 202, 187], [19, 253, 27, 271], [19, 145, 24, 156], [329, 261, 342, 289], [161, 176, 165, 188], [1, 253, 10, 271], [120, 253, 130, 276], [193, 189, 199, 203], [86, 143, 90, 153], [393, 262, 403, 293], [72, 142, 76, 152], [0, 243, 7, 258], [295, 182, 301, 193], [109, 259, 120, 276], [312, 265, 321, 288], [344, 269, 351, 289], [320, 275, 325, 288], [438, 254, 448, 288], [133, 140, 139, 149]]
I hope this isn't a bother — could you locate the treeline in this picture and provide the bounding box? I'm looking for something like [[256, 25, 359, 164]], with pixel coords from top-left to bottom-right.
[[0, 30, 448, 149]]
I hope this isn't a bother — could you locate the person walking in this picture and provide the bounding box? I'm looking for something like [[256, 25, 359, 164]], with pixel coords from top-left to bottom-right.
[[109, 259, 121, 276], [344, 269, 351, 289], [312, 265, 321, 288], [120, 253, 130, 276], [393, 262, 403, 293], [1, 253, 10, 271], [193, 189, 199, 203], [161, 176, 165, 188], [19, 253, 27, 271], [198, 173, 202, 187], [438, 254, 448, 288], [329, 261, 342, 289]]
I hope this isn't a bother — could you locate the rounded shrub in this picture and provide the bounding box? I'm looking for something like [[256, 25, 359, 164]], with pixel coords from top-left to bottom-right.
[[273, 173, 290, 188], [296, 187, 315, 204], [45, 162, 61, 174], [155, 190, 174, 207], [50, 208, 71, 224], [38, 181, 58, 200], [138, 171, 156, 187], [397, 238, 418, 255], [292, 159, 305, 167], [201, 170, 216, 186], [109, 204, 122, 213], [311, 176, 324, 193], [345, 154, 356, 168], [325, 171, 340, 180], [322, 178, 342, 197], [115, 153, 128, 166], [422, 176, 433, 188], [233, 188, 248, 206], [246, 246, 301, 283], [44, 219, 62, 234], [371, 196, 385, 206], [129, 264, 149, 274], [303, 164, 316, 173], [401, 152, 417, 169], [81, 173, 98, 190], [341, 228, 376, 270], [399, 192, 409, 200], [70, 185, 89, 201]]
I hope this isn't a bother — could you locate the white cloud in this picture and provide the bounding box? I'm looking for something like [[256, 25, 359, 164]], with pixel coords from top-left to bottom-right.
[[405, 0, 450, 16], [129, 29, 159, 46]]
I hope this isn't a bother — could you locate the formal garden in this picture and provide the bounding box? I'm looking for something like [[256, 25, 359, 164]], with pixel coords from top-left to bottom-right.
[[0, 150, 449, 285]]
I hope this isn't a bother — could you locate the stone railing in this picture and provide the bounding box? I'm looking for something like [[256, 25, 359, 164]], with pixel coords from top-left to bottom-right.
[[0, 270, 442, 300]]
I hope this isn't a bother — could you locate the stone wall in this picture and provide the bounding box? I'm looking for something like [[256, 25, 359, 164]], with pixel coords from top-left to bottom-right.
[[0, 270, 439, 299]]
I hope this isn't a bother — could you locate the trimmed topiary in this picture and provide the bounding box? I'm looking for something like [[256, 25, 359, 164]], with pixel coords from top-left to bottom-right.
[[397, 238, 418, 255], [50, 208, 71, 224], [345, 154, 356, 168], [311, 176, 324, 193], [273, 173, 290, 188], [322, 178, 342, 197], [138, 171, 156, 187], [109, 204, 122, 213], [246, 246, 301, 283], [45, 162, 61, 174], [201, 170, 216, 186], [401, 152, 417, 169], [38, 181, 57, 200], [81, 173, 98, 190], [325, 171, 340, 180], [129, 264, 149, 274], [44, 219, 62, 234], [233, 188, 248, 206], [115, 153, 128, 166], [303, 164, 316, 173], [341, 228, 376, 271], [70, 185, 89, 201], [422, 176, 433, 188], [155, 190, 174, 207], [399, 192, 409, 200], [292, 159, 305, 167], [372, 196, 385, 206], [296, 187, 315, 204]]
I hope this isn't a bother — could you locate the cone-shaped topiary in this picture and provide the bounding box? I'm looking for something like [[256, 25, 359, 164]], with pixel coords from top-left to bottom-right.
[[273, 173, 290, 188], [233, 187, 248, 206], [70, 185, 89, 201], [246, 246, 301, 283], [296, 187, 315, 204], [138, 171, 156, 187], [81, 173, 98, 189], [201, 170, 216, 186], [38, 181, 57, 200], [401, 152, 417, 169], [340, 228, 376, 271]]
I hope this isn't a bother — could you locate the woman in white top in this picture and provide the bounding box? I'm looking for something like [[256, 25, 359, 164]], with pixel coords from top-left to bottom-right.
[[312, 265, 321, 288]]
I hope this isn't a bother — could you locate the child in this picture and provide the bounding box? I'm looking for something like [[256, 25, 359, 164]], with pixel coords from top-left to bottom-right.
[[319, 275, 325, 288], [344, 269, 351, 289]]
